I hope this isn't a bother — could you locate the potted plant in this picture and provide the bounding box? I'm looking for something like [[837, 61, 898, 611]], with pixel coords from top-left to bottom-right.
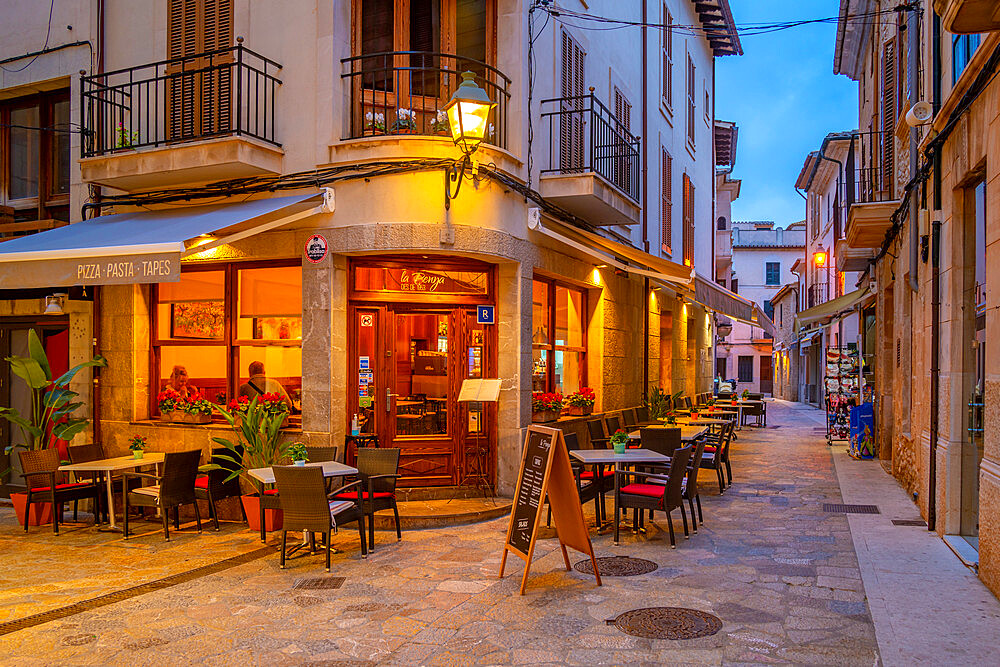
[[564, 388, 595, 416], [0, 329, 107, 526], [364, 111, 386, 136], [206, 395, 293, 533], [431, 109, 450, 136], [289, 442, 308, 466], [741, 389, 750, 400], [128, 434, 147, 460], [531, 392, 563, 423], [114, 122, 139, 150], [391, 108, 418, 134], [227, 392, 289, 428], [157, 389, 213, 424], [610, 429, 629, 454]]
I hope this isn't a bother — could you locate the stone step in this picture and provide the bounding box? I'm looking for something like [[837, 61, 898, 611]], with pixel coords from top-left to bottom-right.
[[371, 496, 512, 531]]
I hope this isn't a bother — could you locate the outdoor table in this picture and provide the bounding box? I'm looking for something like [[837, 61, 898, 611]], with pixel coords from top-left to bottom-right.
[[59, 453, 166, 531], [247, 461, 358, 543], [627, 425, 707, 442], [569, 448, 672, 531]]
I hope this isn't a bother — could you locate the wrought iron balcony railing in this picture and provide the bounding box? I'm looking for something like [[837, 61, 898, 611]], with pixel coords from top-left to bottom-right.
[[847, 129, 897, 205], [539, 93, 641, 203], [340, 52, 510, 149], [81, 40, 281, 158], [807, 283, 829, 309]]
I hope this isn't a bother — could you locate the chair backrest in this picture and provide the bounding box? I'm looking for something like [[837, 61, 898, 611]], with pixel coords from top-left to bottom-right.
[[562, 431, 581, 451], [664, 445, 692, 507], [356, 447, 400, 493], [685, 440, 705, 494], [586, 419, 606, 444], [622, 408, 637, 428], [720, 420, 736, 457], [683, 396, 693, 409], [748, 393, 763, 401], [605, 415, 621, 434], [639, 427, 681, 457], [306, 446, 340, 463], [18, 448, 60, 488], [68, 443, 105, 464], [635, 406, 650, 423], [273, 465, 333, 533], [158, 449, 202, 506], [206, 447, 242, 498]]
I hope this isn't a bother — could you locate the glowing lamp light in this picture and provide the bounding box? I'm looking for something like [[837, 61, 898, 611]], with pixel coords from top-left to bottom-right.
[[444, 72, 496, 157], [813, 251, 827, 267]]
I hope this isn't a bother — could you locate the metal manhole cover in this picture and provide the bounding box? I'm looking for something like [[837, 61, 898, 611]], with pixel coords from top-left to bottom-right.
[[823, 503, 880, 514], [891, 519, 926, 526], [608, 607, 722, 640], [574, 556, 658, 577], [292, 576, 345, 590]]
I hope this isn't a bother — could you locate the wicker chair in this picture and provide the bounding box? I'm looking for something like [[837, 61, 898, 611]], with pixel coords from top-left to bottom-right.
[[586, 419, 610, 449], [700, 420, 735, 492], [332, 447, 401, 551], [273, 465, 367, 570], [195, 447, 245, 531], [605, 415, 622, 436], [621, 408, 637, 429], [634, 405, 659, 427], [18, 448, 101, 534], [122, 449, 203, 541], [614, 445, 692, 548], [306, 446, 341, 493], [548, 432, 603, 526], [639, 427, 681, 457], [67, 443, 108, 522], [682, 441, 707, 530]]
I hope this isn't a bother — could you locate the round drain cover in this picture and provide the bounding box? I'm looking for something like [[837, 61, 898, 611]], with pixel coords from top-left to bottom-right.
[[611, 607, 722, 640], [574, 556, 658, 577]]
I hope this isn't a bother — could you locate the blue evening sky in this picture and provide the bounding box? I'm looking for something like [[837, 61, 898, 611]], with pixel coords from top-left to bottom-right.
[[716, 0, 859, 227]]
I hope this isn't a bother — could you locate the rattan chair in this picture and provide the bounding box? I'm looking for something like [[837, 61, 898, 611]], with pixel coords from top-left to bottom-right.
[[306, 446, 341, 493], [614, 445, 692, 548], [548, 431, 603, 526], [634, 405, 659, 427], [621, 408, 637, 429], [586, 419, 610, 449], [700, 420, 735, 492], [332, 447, 401, 551], [273, 465, 367, 570], [682, 441, 707, 530], [605, 415, 622, 436], [67, 443, 108, 522], [18, 448, 101, 534], [122, 449, 203, 541], [195, 447, 245, 531], [639, 427, 682, 457]]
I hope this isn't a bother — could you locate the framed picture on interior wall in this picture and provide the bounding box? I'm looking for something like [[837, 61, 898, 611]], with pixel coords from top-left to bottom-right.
[[170, 301, 225, 339], [253, 317, 302, 340]]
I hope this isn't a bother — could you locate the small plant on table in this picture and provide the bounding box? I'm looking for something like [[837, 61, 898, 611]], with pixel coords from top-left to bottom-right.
[[610, 429, 630, 454], [288, 442, 308, 466], [128, 434, 147, 460]]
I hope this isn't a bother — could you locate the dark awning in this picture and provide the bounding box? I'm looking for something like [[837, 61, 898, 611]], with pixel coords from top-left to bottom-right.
[[0, 193, 325, 289]]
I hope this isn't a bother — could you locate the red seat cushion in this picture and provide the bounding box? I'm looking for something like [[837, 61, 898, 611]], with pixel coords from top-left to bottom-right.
[[194, 476, 208, 490], [704, 446, 717, 453], [580, 469, 615, 480], [333, 491, 393, 501], [619, 483, 666, 498], [263, 488, 279, 496], [30, 482, 92, 493]]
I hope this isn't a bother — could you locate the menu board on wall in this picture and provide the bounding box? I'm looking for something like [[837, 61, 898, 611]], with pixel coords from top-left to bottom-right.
[[500, 425, 601, 595]]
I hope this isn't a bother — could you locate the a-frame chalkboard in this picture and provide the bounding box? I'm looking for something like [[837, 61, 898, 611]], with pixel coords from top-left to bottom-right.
[[499, 425, 601, 594]]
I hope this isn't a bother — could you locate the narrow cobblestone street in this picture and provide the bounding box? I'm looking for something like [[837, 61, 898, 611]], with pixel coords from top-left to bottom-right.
[[0, 402, 918, 665]]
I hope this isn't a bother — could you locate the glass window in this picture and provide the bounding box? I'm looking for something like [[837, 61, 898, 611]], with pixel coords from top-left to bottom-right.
[[737, 355, 754, 383], [765, 262, 780, 286], [532, 277, 586, 394], [2, 91, 71, 223], [10, 105, 40, 200], [763, 300, 774, 320], [51, 99, 71, 195], [953, 33, 981, 84], [152, 263, 302, 420]]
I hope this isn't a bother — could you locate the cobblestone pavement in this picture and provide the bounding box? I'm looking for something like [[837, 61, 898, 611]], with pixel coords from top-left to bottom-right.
[[0, 402, 881, 665]]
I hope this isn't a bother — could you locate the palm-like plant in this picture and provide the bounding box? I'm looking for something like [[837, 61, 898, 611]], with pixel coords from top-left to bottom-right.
[[0, 329, 107, 460], [209, 396, 292, 488]]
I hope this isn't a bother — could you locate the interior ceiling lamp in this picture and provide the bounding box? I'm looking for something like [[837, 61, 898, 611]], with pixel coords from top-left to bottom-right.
[[444, 71, 496, 210], [813, 251, 827, 267], [44, 293, 67, 316]]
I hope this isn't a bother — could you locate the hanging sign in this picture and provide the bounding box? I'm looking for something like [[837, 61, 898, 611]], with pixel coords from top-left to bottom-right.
[[304, 234, 328, 263], [499, 425, 601, 595]]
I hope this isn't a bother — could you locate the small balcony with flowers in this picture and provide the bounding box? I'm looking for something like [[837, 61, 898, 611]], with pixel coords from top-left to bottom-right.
[[79, 39, 284, 191]]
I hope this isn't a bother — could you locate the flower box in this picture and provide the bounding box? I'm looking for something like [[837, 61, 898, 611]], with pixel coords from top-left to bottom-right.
[[241, 494, 283, 533], [10, 492, 53, 527], [531, 410, 561, 423], [160, 411, 212, 424], [565, 405, 593, 416]]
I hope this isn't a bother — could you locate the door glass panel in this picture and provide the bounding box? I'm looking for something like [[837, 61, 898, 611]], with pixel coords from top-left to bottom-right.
[[51, 99, 71, 196], [395, 313, 448, 436], [532, 280, 549, 345], [357, 310, 378, 435], [532, 348, 548, 392], [10, 105, 40, 200]]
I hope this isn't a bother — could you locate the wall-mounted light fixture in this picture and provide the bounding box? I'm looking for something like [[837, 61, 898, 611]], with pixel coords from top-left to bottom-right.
[[44, 293, 67, 316], [813, 251, 827, 267], [444, 72, 496, 210]]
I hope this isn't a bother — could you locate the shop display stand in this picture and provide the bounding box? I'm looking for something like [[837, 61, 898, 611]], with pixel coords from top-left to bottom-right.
[[824, 346, 860, 445]]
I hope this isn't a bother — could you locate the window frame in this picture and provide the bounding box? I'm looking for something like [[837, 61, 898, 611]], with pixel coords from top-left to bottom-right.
[[737, 355, 754, 383], [686, 54, 696, 148], [150, 259, 303, 421], [661, 5, 673, 112], [531, 275, 588, 395], [0, 89, 71, 221], [765, 261, 780, 286]]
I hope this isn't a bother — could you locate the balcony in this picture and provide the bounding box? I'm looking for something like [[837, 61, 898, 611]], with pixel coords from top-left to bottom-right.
[[538, 94, 641, 227], [79, 41, 283, 191], [844, 129, 899, 249], [836, 238, 874, 273], [340, 52, 510, 148], [807, 283, 829, 309], [934, 0, 1000, 33]]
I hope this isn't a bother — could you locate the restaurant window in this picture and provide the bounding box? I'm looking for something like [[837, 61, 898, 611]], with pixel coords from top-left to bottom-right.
[[152, 262, 302, 421], [532, 277, 586, 395], [737, 355, 754, 383], [765, 262, 780, 285], [1, 90, 71, 227]]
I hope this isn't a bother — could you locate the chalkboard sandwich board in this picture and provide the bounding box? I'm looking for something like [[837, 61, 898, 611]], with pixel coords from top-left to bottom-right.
[[499, 425, 601, 594]]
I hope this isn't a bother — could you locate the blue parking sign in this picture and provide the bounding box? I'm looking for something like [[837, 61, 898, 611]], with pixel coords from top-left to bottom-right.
[[477, 305, 495, 325]]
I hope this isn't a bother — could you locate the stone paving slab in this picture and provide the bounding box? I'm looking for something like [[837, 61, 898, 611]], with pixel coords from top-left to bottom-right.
[[0, 402, 883, 665]]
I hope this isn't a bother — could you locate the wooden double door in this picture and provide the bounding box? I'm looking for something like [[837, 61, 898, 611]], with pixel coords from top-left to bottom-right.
[[350, 304, 495, 487]]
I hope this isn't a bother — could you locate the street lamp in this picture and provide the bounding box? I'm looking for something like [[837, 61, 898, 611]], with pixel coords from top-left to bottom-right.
[[813, 250, 830, 303], [444, 71, 496, 209], [813, 251, 827, 267]]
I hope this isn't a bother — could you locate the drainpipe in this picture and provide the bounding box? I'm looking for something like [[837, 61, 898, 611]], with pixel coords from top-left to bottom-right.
[[907, 4, 919, 293], [928, 220, 940, 531], [641, 1, 650, 396]]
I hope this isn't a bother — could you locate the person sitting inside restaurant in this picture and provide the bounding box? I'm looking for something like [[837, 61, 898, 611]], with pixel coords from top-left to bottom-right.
[[238, 361, 293, 410], [165, 364, 200, 399]]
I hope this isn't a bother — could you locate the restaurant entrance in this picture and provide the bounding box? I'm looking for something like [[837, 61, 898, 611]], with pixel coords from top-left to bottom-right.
[[348, 258, 496, 487]]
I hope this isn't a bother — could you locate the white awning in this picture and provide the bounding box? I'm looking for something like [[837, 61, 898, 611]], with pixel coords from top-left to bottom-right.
[[0, 191, 330, 289]]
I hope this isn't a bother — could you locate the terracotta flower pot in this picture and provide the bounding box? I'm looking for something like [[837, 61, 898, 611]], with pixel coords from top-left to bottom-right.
[[241, 494, 283, 533], [10, 492, 53, 527], [565, 405, 593, 416], [531, 409, 560, 423], [161, 411, 211, 424]]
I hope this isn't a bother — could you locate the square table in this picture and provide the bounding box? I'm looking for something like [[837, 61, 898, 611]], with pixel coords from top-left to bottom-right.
[[628, 425, 707, 442], [569, 448, 672, 531], [247, 461, 359, 543], [59, 453, 166, 531]]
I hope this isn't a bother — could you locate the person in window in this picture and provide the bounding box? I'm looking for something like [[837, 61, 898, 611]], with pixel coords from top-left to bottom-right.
[[238, 361, 293, 410], [165, 365, 200, 399]]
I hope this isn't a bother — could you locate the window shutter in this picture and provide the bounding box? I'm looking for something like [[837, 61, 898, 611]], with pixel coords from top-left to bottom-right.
[[560, 30, 585, 172], [661, 148, 672, 253], [613, 87, 631, 194], [881, 39, 895, 194], [167, 0, 233, 139], [686, 56, 696, 145], [682, 174, 694, 266], [663, 7, 673, 108]]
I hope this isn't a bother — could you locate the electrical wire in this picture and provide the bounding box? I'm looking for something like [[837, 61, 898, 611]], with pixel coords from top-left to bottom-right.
[[1, 0, 56, 73]]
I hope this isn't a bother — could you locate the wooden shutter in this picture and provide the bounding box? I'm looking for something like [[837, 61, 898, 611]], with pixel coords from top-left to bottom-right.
[[662, 6, 672, 108], [682, 173, 694, 266], [613, 87, 632, 194], [881, 39, 895, 194], [167, 0, 233, 140], [686, 56, 696, 145], [560, 30, 585, 172], [661, 148, 672, 253]]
